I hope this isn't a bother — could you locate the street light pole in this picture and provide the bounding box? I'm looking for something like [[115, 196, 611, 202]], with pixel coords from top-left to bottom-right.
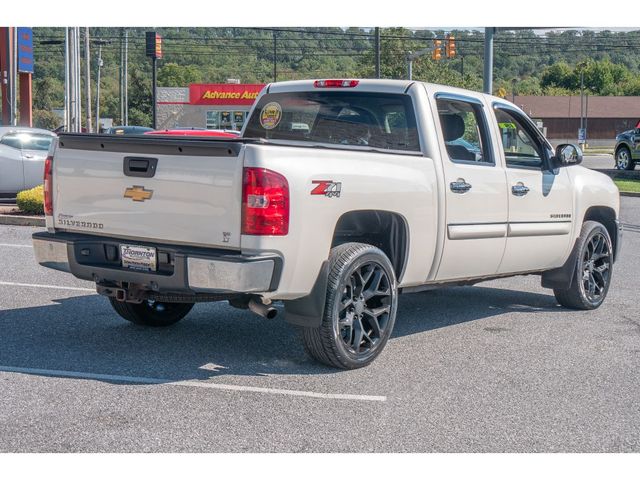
[[483, 27, 495, 94], [95, 43, 103, 132], [84, 27, 92, 133], [374, 27, 381, 79]]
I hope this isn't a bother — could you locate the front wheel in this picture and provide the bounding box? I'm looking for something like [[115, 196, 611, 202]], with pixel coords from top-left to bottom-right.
[[615, 146, 635, 170], [301, 243, 398, 369], [553, 221, 613, 310], [109, 297, 194, 327]]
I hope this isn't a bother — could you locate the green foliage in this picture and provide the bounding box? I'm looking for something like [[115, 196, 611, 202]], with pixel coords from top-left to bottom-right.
[[16, 185, 44, 215], [33, 109, 62, 130], [29, 26, 640, 128], [158, 63, 202, 87]]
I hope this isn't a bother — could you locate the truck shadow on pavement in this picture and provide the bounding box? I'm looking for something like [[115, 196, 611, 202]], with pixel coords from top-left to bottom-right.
[[0, 285, 563, 382]]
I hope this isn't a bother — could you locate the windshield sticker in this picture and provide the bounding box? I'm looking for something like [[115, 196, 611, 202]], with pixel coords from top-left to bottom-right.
[[260, 102, 282, 130]]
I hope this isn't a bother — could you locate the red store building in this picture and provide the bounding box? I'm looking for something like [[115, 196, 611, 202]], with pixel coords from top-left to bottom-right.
[[156, 83, 265, 131]]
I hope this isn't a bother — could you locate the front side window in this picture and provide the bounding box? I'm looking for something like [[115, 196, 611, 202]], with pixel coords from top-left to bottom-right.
[[494, 108, 543, 169], [436, 98, 492, 165], [243, 91, 420, 152]]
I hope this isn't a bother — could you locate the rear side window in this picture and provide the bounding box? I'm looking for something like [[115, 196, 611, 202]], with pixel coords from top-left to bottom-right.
[[243, 91, 420, 152], [436, 98, 493, 165]]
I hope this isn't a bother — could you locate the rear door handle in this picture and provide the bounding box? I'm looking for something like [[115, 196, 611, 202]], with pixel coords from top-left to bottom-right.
[[450, 179, 472, 194], [511, 183, 530, 196]]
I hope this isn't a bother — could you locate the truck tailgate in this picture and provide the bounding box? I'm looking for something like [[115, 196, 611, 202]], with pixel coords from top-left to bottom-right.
[[52, 134, 245, 249]]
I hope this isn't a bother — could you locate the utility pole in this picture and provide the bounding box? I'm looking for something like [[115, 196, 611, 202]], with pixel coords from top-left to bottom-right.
[[460, 56, 464, 87], [152, 55, 157, 128], [374, 27, 381, 79], [407, 52, 412, 81], [272, 30, 277, 82], [483, 27, 495, 94], [11, 27, 17, 125], [119, 28, 124, 124], [123, 29, 128, 125], [64, 27, 69, 130], [95, 42, 103, 132], [84, 27, 92, 132]]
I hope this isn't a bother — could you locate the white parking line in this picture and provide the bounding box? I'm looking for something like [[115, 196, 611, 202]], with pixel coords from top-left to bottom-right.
[[0, 243, 32, 248], [0, 365, 387, 402], [0, 281, 94, 292]]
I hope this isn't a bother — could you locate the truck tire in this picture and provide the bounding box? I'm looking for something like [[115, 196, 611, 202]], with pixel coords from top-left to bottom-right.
[[108, 298, 194, 327], [301, 242, 398, 369], [553, 221, 613, 310], [615, 146, 635, 170]]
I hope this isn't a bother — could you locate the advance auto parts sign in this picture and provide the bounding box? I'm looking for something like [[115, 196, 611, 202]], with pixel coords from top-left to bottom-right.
[[189, 83, 265, 106]]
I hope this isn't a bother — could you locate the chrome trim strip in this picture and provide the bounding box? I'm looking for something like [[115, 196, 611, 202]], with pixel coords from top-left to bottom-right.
[[508, 222, 572, 237], [447, 223, 507, 240], [447, 221, 572, 240]]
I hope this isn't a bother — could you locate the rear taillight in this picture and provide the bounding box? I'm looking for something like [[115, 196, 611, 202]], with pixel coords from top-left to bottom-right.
[[242, 167, 289, 236], [313, 79, 359, 88], [44, 155, 53, 216]]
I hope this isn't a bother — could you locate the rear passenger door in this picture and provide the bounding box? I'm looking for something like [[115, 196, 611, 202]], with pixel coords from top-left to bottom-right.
[[491, 104, 574, 274], [434, 94, 509, 281]]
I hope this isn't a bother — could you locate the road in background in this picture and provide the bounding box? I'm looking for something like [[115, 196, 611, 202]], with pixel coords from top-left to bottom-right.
[[0, 196, 638, 452]]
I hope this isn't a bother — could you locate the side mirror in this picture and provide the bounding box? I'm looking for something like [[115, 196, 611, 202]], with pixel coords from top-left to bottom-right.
[[550, 143, 583, 169]]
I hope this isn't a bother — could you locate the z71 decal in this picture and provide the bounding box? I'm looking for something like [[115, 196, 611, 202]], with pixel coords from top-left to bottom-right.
[[311, 180, 342, 198]]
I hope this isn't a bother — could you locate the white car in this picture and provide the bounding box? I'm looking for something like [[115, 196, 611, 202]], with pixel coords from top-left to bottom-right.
[[33, 80, 621, 369], [0, 127, 56, 197]]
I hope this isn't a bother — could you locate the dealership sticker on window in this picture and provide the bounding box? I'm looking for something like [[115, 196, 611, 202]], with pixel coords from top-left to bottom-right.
[[260, 102, 282, 130]]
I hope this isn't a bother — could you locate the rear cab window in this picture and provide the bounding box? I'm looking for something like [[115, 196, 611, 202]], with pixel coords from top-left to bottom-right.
[[243, 91, 420, 152]]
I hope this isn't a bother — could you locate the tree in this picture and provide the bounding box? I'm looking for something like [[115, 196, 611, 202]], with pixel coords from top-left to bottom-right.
[[33, 109, 62, 130], [33, 77, 63, 111], [158, 63, 203, 87], [127, 66, 152, 127]]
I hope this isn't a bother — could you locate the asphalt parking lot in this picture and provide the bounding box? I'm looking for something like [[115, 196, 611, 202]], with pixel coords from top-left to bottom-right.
[[0, 158, 639, 453]]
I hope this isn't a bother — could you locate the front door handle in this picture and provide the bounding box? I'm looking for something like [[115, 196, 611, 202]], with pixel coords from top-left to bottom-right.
[[512, 182, 530, 196], [450, 179, 472, 194]]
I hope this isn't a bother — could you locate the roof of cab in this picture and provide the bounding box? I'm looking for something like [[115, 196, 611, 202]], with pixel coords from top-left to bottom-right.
[[266, 79, 416, 94]]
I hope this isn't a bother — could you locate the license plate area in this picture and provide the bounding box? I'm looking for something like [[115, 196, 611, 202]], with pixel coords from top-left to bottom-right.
[[120, 244, 157, 271]]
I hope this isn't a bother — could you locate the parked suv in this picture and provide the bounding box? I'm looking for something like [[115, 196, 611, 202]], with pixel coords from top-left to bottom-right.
[[614, 123, 640, 170]]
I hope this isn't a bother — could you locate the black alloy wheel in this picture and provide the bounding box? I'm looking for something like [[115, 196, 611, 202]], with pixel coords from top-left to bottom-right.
[[337, 261, 393, 356], [578, 231, 612, 305], [301, 242, 398, 369]]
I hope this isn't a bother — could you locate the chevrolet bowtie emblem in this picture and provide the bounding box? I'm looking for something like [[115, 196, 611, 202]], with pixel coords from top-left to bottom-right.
[[124, 186, 153, 202]]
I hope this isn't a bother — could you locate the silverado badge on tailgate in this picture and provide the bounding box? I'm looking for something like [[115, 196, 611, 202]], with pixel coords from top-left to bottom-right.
[[124, 186, 153, 202]]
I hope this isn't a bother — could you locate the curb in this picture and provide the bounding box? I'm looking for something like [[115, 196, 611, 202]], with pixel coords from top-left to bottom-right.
[[620, 192, 640, 198], [0, 214, 45, 227]]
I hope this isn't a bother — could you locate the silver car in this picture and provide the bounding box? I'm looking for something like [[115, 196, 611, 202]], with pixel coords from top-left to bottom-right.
[[0, 127, 56, 196]]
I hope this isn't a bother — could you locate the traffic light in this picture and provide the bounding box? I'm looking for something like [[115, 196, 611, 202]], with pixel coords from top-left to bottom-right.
[[445, 35, 456, 58], [432, 39, 443, 61]]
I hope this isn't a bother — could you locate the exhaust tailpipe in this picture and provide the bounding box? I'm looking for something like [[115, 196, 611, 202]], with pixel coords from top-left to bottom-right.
[[248, 298, 278, 319]]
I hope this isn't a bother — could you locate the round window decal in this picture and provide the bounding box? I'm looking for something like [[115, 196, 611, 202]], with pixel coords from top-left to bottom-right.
[[259, 102, 282, 130]]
